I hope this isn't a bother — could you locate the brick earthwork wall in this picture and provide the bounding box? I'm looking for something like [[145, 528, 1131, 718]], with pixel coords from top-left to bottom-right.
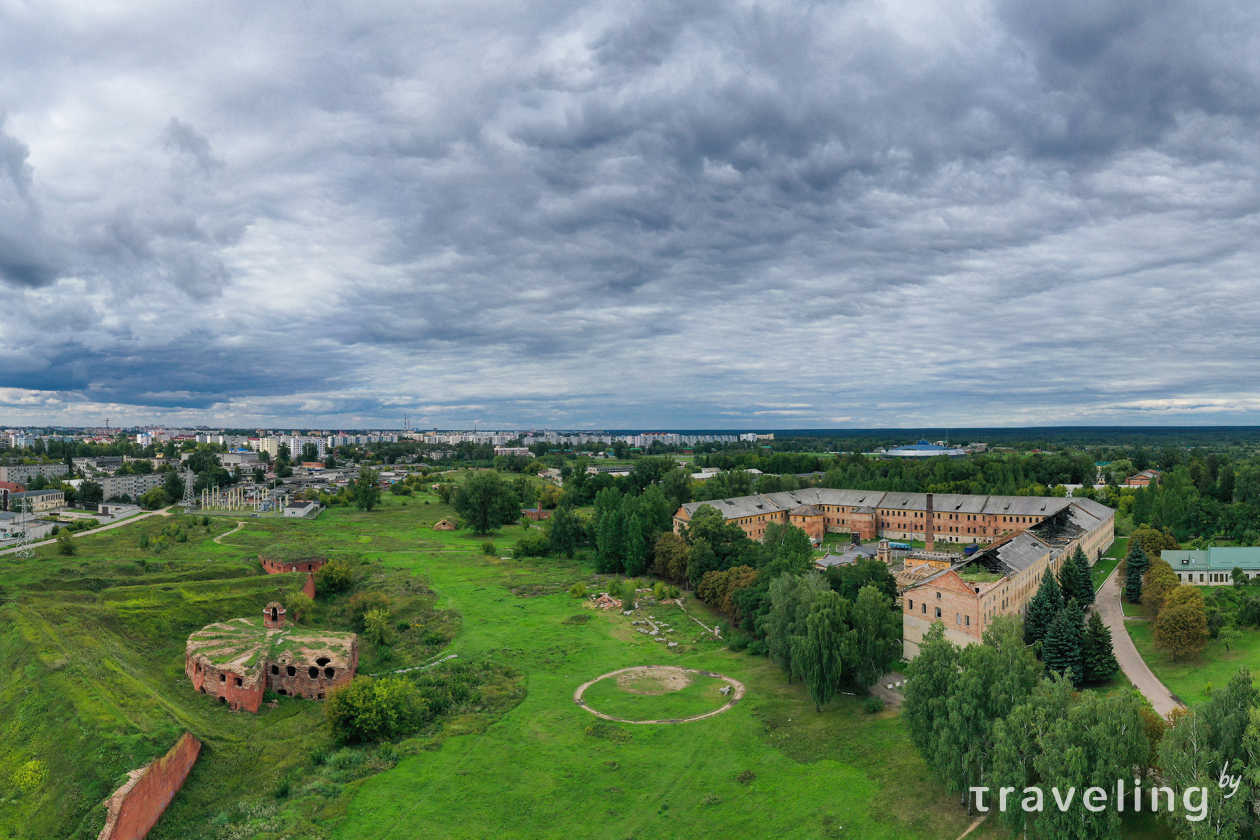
[[303, 573, 316, 600], [260, 557, 327, 575], [97, 732, 201, 840]]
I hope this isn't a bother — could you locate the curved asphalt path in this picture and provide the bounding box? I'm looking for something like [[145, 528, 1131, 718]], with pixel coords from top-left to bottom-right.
[[1096, 563, 1183, 716]]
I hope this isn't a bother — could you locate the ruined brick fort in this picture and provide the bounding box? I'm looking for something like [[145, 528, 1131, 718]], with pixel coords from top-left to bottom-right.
[[185, 601, 358, 712]]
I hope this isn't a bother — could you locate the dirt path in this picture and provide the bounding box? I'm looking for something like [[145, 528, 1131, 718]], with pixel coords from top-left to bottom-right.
[[1097, 563, 1183, 716], [0, 506, 175, 556], [573, 666, 745, 724], [954, 815, 988, 840], [214, 520, 247, 544]]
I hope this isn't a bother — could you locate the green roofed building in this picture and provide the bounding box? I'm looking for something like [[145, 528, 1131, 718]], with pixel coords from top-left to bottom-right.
[[1162, 547, 1260, 585]]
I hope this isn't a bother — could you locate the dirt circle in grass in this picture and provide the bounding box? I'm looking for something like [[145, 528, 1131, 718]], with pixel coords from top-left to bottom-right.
[[574, 666, 745, 724]]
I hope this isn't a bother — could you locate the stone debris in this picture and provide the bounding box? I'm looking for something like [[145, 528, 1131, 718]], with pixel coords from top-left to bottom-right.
[[593, 594, 620, 610], [668, 642, 678, 648], [719, 685, 732, 696]]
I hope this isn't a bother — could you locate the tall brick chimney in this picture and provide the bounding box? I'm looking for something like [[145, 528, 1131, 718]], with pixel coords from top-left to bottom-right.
[[924, 493, 934, 552]]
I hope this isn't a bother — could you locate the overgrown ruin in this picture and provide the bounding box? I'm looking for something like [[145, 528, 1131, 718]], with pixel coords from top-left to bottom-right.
[[185, 602, 358, 712]]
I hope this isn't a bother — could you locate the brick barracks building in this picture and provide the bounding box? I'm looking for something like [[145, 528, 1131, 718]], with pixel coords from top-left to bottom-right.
[[673, 488, 1114, 659]]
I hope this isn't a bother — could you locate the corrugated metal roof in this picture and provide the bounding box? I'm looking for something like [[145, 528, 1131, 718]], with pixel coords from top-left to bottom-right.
[[1163, 547, 1260, 570]]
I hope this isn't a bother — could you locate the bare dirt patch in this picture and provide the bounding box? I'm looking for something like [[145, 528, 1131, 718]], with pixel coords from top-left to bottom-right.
[[616, 666, 693, 695]]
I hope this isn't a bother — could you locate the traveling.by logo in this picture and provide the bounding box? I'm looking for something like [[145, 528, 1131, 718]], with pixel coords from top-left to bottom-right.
[[970, 779, 1215, 822]]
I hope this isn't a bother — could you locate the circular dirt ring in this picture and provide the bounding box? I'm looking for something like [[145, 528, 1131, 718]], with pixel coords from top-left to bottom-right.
[[573, 666, 745, 724]]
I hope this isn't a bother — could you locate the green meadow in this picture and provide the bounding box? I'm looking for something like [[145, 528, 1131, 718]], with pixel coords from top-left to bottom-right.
[[0, 491, 1167, 839]]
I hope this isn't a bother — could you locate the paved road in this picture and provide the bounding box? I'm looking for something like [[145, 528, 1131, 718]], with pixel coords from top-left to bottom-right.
[[1096, 563, 1183, 716], [0, 506, 174, 556]]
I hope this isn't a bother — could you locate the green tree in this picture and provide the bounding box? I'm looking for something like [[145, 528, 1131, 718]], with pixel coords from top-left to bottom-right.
[[1024, 567, 1064, 646], [1041, 604, 1084, 686], [138, 486, 169, 510], [936, 617, 1043, 808], [990, 675, 1076, 838], [1159, 667, 1257, 838], [1154, 585, 1209, 660], [902, 621, 956, 743], [78, 480, 104, 505], [760, 573, 829, 681], [363, 608, 394, 646], [1143, 559, 1180, 613], [1124, 540, 1150, 603], [325, 676, 428, 744], [622, 513, 647, 576], [1082, 609, 1119, 683], [162, 471, 185, 503], [56, 531, 75, 556], [314, 557, 355, 595], [301, 442, 319, 462], [847, 584, 902, 691], [1218, 622, 1241, 652], [800, 590, 849, 712], [451, 470, 519, 534], [546, 505, 585, 558], [353, 466, 383, 511], [1057, 546, 1094, 609], [652, 531, 691, 585]]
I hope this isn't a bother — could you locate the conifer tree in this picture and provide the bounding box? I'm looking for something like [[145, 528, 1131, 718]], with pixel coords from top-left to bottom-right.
[[1042, 602, 1084, 686], [1082, 609, 1118, 683], [1071, 547, 1096, 608], [1124, 541, 1150, 603], [1024, 568, 1063, 646]]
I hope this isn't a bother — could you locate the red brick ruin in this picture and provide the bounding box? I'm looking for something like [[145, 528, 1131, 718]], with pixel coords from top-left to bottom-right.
[[97, 732, 201, 840], [185, 601, 359, 713]]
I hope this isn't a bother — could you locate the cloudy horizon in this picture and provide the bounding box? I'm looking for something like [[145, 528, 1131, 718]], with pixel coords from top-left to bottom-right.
[[4, 0, 1260, 430]]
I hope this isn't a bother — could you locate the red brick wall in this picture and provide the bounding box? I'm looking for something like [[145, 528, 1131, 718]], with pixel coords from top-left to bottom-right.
[[265, 643, 358, 700], [303, 573, 317, 600], [260, 557, 327, 575], [186, 655, 266, 712], [98, 732, 201, 840]]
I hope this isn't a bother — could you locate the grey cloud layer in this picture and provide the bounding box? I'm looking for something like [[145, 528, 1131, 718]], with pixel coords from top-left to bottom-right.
[[3, 0, 1260, 428]]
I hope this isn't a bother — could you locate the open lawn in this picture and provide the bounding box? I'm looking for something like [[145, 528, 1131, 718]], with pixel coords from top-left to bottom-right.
[[1, 491, 1171, 839], [1126, 619, 1260, 708]]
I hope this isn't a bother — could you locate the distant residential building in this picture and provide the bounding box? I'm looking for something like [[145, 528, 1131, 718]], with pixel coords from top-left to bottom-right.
[[0, 463, 69, 484], [1125, 469, 1162, 487], [221, 451, 261, 467], [9, 489, 65, 512], [98, 471, 194, 502]]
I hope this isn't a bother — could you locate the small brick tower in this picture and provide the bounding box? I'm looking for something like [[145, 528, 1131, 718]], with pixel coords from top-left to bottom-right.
[[263, 602, 286, 629]]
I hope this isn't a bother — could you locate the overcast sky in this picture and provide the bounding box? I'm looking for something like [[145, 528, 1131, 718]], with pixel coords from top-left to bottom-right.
[[3, 0, 1260, 430]]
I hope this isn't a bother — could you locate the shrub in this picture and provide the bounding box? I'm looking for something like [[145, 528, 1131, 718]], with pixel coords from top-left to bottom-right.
[[653, 581, 681, 600], [569, 583, 588, 599], [284, 592, 317, 623], [201, 515, 210, 526], [49, 524, 60, 536], [56, 531, 75, 556], [363, 609, 394, 647], [481, 542, 496, 555], [863, 696, 885, 714], [513, 531, 550, 558], [326, 676, 428, 744], [315, 557, 355, 595], [348, 592, 392, 630], [176, 530, 188, 543], [138, 532, 150, 550]]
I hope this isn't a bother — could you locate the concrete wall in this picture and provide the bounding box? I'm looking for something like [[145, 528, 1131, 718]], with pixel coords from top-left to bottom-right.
[[97, 732, 201, 840]]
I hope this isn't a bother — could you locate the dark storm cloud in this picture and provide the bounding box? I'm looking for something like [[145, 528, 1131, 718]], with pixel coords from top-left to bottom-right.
[[3, 0, 1260, 428]]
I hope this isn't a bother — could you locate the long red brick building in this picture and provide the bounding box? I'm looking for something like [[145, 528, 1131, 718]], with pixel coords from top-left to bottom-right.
[[674, 488, 1114, 659]]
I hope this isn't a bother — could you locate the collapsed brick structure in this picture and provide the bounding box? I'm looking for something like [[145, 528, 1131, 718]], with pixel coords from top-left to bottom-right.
[[185, 602, 359, 712]]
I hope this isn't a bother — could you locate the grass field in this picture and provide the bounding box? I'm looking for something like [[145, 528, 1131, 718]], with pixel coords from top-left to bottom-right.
[[579, 671, 731, 721], [0, 491, 1171, 839], [1126, 611, 1260, 708]]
